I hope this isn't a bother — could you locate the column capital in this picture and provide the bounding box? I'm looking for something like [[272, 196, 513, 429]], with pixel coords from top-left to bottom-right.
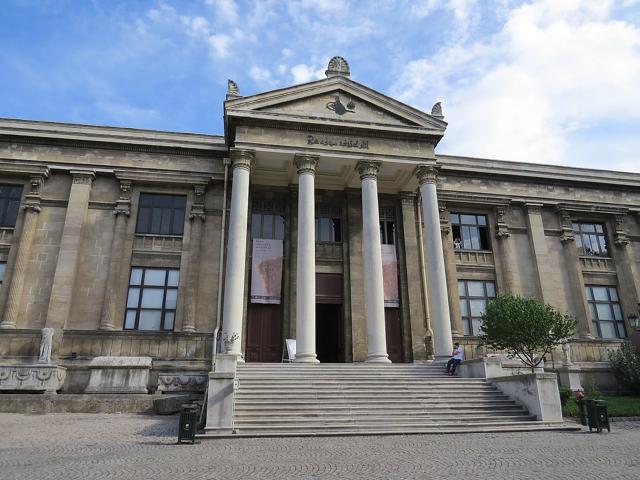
[[556, 207, 575, 244], [415, 164, 440, 185], [495, 205, 511, 239], [356, 160, 381, 181], [399, 192, 417, 206], [70, 170, 96, 185], [114, 179, 132, 217], [22, 174, 46, 213], [230, 149, 255, 171], [438, 202, 450, 234], [613, 214, 630, 247], [525, 202, 543, 215], [189, 184, 207, 222], [294, 154, 319, 175]]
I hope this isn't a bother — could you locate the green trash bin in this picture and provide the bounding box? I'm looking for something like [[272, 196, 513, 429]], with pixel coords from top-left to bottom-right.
[[586, 399, 611, 433], [178, 403, 199, 444]]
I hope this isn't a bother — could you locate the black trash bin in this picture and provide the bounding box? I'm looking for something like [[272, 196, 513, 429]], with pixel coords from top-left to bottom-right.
[[178, 403, 199, 444], [586, 399, 611, 433]]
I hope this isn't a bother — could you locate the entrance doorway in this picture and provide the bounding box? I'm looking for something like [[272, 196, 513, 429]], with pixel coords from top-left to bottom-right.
[[385, 307, 404, 363], [315, 273, 344, 363], [316, 303, 343, 363], [246, 304, 282, 362]]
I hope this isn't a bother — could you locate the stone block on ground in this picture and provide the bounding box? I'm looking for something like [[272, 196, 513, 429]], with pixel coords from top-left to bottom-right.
[[157, 373, 207, 393], [154, 394, 203, 415], [84, 356, 152, 394], [0, 364, 66, 394]]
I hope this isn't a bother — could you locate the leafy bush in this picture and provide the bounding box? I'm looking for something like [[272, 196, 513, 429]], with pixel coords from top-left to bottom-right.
[[609, 342, 640, 395], [481, 294, 576, 373], [559, 387, 572, 406]]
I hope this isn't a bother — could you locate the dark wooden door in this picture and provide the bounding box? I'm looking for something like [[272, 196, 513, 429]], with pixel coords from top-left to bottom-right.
[[246, 304, 282, 362], [385, 307, 404, 363]]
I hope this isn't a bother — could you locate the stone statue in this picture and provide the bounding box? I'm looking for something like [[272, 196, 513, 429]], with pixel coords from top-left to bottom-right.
[[561, 341, 573, 367], [431, 102, 443, 118], [226, 79, 240, 99], [38, 328, 54, 364]]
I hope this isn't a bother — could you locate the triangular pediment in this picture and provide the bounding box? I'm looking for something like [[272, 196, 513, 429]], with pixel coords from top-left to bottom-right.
[[225, 76, 446, 135]]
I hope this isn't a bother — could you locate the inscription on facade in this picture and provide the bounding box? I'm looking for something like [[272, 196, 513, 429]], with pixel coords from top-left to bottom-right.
[[307, 135, 368, 149]]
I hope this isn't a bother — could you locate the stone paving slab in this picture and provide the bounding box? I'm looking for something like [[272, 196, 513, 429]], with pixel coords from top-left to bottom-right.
[[1, 413, 639, 480]]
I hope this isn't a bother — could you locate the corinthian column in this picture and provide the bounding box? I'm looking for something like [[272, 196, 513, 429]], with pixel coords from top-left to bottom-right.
[[99, 180, 132, 331], [416, 165, 453, 360], [357, 161, 390, 363], [222, 149, 253, 358], [294, 154, 319, 363], [0, 174, 47, 329], [182, 184, 206, 333]]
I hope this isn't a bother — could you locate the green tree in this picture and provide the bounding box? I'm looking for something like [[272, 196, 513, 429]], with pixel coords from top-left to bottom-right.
[[480, 294, 577, 373], [609, 342, 640, 395]]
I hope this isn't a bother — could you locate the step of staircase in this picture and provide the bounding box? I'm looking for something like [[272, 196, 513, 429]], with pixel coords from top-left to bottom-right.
[[200, 363, 579, 438]]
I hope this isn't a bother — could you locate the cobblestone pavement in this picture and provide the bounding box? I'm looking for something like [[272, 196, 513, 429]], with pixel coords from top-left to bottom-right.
[[1, 413, 639, 480]]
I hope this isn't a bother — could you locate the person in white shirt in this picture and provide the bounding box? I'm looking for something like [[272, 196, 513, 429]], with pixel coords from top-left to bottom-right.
[[446, 342, 464, 376]]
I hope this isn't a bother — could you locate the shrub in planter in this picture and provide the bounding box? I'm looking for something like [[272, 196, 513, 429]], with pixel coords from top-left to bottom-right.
[[609, 342, 640, 395]]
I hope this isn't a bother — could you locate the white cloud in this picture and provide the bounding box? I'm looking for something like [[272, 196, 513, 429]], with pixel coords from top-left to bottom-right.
[[393, 0, 640, 171], [180, 16, 210, 37], [206, 0, 239, 24], [290, 63, 325, 84], [208, 33, 232, 58], [249, 66, 274, 86]]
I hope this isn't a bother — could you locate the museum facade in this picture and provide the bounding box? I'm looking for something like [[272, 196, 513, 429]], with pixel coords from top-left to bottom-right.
[[0, 57, 638, 392]]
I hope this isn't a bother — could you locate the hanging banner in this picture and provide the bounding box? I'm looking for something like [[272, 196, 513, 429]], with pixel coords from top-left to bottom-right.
[[250, 238, 283, 304], [382, 244, 400, 307]]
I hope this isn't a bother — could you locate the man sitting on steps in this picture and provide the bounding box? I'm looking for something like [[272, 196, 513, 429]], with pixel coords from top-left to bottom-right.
[[446, 342, 464, 376]]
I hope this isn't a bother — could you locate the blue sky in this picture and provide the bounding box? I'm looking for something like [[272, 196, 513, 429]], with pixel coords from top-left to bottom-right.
[[2, 0, 640, 171]]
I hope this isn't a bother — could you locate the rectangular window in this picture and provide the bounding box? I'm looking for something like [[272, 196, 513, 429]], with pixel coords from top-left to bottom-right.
[[585, 285, 626, 339], [458, 279, 496, 336], [124, 267, 179, 331], [379, 220, 396, 245], [573, 222, 609, 257], [315, 217, 341, 242], [451, 213, 490, 250], [0, 185, 23, 228], [0, 261, 5, 283], [135, 194, 187, 236], [251, 200, 285, 240]]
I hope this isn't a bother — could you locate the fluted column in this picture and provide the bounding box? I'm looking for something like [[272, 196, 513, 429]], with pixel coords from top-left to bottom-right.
[[0, 174, 47, 329], [558, 208, 594, 338], [45, 170, 95, 335], [294, 154, 319, 363], [416, 165, 453, 360], [222, 149, 253, 358], [357, 161, 391, 363], [99, 180, 131, 331], [183, 184, 206, 333]]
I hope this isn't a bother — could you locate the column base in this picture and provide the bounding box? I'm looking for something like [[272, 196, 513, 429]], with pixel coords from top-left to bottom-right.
[[579, 333, 595, 340], [0, 321, 16, 329], [433, 355, 452, 363], [294, 353, 319, 363], [98, 324, 115, 331], [182, 326, 196, 333], [366, 353, 391, 363]]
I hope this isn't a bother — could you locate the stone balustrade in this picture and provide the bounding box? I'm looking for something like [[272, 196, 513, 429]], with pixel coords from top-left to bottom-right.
[[454, 249, 494, 267], [133, 234, 184, 253], [579, 255, 615, 273]]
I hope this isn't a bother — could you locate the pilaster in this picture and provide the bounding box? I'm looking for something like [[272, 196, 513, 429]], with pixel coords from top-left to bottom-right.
[[0, 173, 48, 329], [99, 179, 132, 331], [524, 202, 554, 303], [45, 170, 95, 353], [183, 184, 207, 333], [439, 201, 463, 335]]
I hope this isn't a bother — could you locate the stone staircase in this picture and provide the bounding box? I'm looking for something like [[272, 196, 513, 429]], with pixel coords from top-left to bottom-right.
[[203, 362, 577, 437]]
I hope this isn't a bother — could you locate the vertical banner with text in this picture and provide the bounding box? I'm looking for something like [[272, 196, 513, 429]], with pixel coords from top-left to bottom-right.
[[250, 238, 284, 304], [382, 244, 400, 307]]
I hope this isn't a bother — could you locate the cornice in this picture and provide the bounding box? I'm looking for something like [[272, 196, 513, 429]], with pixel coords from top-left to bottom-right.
[[114, 169, 213, 186], [437, 154, 640, 189], [0, 118, 227, 157], [0, 159, 50, 178]]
